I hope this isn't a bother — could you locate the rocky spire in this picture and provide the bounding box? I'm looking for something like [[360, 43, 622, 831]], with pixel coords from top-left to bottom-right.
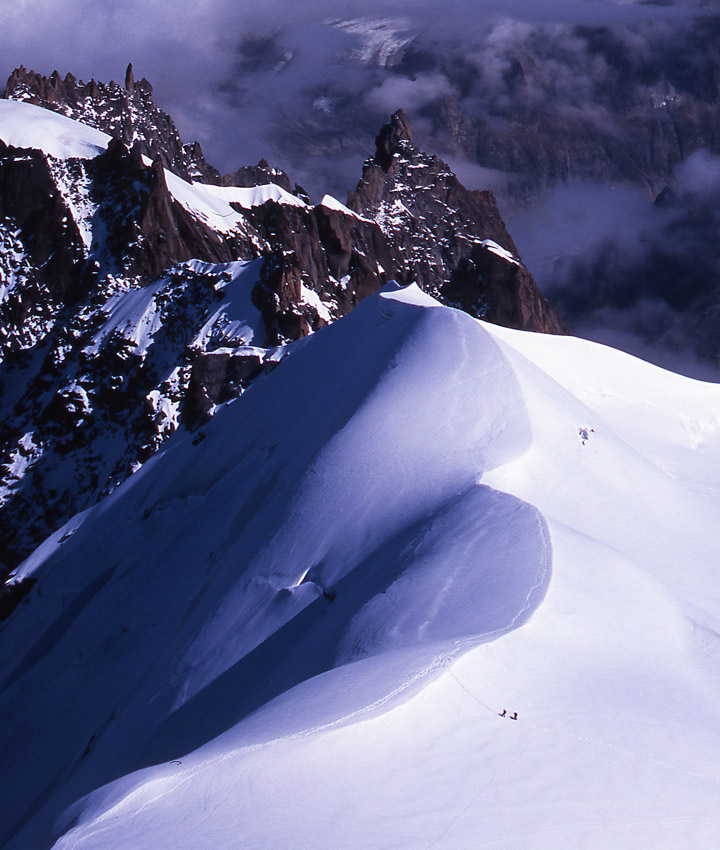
[[350, 111, 567, 334], [373, 109, 413, 171], [125, 62, 135, 93]]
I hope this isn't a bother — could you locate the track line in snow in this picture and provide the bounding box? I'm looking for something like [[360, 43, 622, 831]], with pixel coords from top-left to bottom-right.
[[449, 663, 720, 788]]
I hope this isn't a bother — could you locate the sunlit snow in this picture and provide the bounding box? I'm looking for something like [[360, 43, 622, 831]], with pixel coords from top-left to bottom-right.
[[2, 85, 720, 850], [1, 283, 719, 850], [0, 100, 110, 159], [0, 100, 310, 240]]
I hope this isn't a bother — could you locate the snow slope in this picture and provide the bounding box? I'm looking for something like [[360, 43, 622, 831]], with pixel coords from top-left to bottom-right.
[[2, 285, 720, 849], [86, 259, 265, 356], [0, 99, 110, 159]]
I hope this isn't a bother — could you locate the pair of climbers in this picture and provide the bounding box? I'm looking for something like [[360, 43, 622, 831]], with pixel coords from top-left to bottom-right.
[[498, 709, 518, 720]]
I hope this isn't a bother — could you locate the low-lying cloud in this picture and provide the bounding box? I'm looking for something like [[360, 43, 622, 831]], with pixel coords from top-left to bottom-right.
[[510, 150, 720, 379]]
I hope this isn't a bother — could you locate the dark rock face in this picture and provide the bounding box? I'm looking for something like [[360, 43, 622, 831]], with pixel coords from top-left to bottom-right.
[[313, 203, 397, 307], [0, 259, 277, 573], [91, 140, 252, 278], [0, 136, 255, 361], [2, 65, 220, 182], [246, 198, 397, 344], [223, 158, 294, 192], [0, 74, 566, 577], [348, 111, 566, 333], [186, 348, 269, 425], [0, 141, 87, 352], [0, 576, 36, 621], [0, 135, 258, 572]]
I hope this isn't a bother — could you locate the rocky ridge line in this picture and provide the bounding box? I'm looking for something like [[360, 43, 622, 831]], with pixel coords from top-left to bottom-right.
[[349, 111, 565, 333], [2, 64, 219, 183]]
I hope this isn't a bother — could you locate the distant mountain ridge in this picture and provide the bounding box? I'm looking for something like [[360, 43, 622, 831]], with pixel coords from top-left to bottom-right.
[[265, 12, 720, 200]]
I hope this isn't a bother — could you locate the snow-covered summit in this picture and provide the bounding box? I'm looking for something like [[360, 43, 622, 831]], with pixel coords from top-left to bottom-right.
[[2, 285, 720, 849]]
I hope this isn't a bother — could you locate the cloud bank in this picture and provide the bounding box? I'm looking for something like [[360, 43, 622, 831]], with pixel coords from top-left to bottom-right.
[[510, 150, 720, 379]]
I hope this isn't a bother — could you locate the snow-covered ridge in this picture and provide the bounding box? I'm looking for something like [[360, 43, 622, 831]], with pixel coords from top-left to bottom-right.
[[0, 100, 309, 238], [319, 193, 373, 221], [478, 238, 520, 265], [200, 181, 308, 209], [3, 285, 720, 849]]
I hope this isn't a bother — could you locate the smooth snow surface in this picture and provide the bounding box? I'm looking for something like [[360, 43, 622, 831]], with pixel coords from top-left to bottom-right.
[[162, 170, 248, 233], [164, 178, 309, 233], [198, 181, 308, 209], [2, 285, 720, 850], [0, 100, 110, 159]]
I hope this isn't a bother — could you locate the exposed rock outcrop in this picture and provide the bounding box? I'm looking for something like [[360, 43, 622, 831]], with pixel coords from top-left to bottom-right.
[[0, 140, 87, 350], [349, 111, 566, 333]]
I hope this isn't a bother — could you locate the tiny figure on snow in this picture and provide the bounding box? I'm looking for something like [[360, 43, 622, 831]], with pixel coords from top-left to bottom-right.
[[510, 712, 518, 721], [499, 709, 507, 717], [578, 427, 595, 445]]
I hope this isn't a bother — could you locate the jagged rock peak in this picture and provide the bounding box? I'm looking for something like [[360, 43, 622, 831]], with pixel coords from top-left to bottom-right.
[[349, 110, 567, 335], [4, 65, 79, 104], [125, 62, 135, 92], [374, 108, 414, 171], [2, 65, 214, 182], [223, 158, 293, 191]]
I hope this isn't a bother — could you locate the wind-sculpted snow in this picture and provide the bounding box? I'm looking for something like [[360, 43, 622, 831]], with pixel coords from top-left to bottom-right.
[[334, 486, 549, 663], [0, 285, 548, 849], [6, 285, 720, 850]]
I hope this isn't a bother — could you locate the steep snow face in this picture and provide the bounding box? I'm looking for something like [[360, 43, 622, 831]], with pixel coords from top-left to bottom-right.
[[0, 285, 550, 849], [0, 96, 383, 575], [188, 259, 266, 348], [14, 287, 720, 850], [0, 98, 718, 849], [161, 170, 247, 233]]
